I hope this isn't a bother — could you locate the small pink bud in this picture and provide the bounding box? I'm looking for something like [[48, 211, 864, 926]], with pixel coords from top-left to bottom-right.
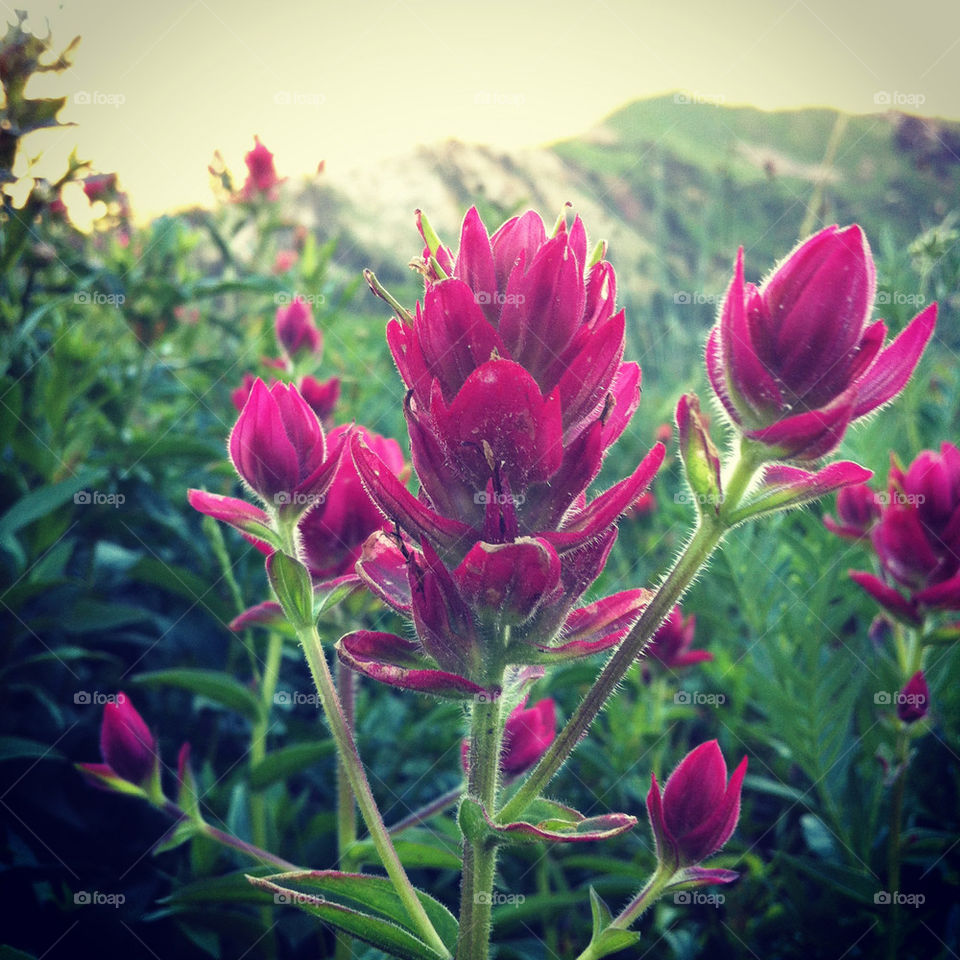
[[646, 740, 747, 873], [275, 298, 322, 361], [228, 379, 343, 509], [100, 694, 157, 787], [897, 671, 929, 724]]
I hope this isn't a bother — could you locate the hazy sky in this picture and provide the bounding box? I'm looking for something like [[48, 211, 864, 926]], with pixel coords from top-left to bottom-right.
[[20, 0, 960, 219]]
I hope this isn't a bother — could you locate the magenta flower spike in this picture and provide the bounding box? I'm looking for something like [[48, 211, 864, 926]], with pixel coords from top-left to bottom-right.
[[897, 671, 929, 724], [275, 298, 322, 362], [240, 136, 282, 201], [851, 442, 960, 620], [341, 207, 664, 696], [647, 740, 747, 880], [228, 378, 344, 511], [644, 605, 712, 671], [706, 225, 936, 460]]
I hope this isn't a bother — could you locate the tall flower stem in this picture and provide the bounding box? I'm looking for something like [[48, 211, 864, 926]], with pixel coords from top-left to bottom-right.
[[296, 620, 451, 959], [250, 631, 284, 852], [456, 691, 504, 960], [334, 659, 358, 960], [335, 657, 358, 865], [497, 449, 760, 827]]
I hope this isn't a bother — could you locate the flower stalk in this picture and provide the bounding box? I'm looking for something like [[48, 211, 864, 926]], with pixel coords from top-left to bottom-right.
[[295, 616, 451, 959]]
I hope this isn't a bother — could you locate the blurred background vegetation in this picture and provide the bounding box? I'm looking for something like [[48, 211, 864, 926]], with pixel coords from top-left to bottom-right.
[[1, 13, 959, 960]]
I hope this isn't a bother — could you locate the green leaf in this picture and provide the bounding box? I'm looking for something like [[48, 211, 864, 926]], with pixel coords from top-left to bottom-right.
[[267, 552, 315, 629], [248, 871, 456, 960], [349, 839, 461, 871], [160, 868, 276, 907], [0, 736, 63, 762], [248, 741, 335, 790], [0, 469, 106, 554], [134, 669, 265, 722]]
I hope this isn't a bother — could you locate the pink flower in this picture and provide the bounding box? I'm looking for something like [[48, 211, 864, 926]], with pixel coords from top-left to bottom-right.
[[851, 443, 960, 621], [275, 298, 322, 361], [646, 740, 747, 880], [240, 136, 282, 201], [897, 671, 929, 724], [227, 378, 344, 510], [339, 207, 663, 698], [707, 225, 936, 460], [461, 698, 556, 777], [78, 693, 158, 790], [644, 606, 712, 671]]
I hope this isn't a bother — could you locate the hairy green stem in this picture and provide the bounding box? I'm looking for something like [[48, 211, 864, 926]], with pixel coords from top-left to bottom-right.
[[456, 693, 504, 960], [297, 621, 451, 959], [334, 659, 358, 960]]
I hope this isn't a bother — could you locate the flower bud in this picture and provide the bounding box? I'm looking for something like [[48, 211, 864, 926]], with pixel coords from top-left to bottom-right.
[[707, 226, 936, 460], [646, 740, 747, 873], [897, 671, 929, 724]]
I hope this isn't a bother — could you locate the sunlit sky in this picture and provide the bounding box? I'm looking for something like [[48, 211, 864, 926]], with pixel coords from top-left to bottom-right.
[[20, 0, 960, 221]]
